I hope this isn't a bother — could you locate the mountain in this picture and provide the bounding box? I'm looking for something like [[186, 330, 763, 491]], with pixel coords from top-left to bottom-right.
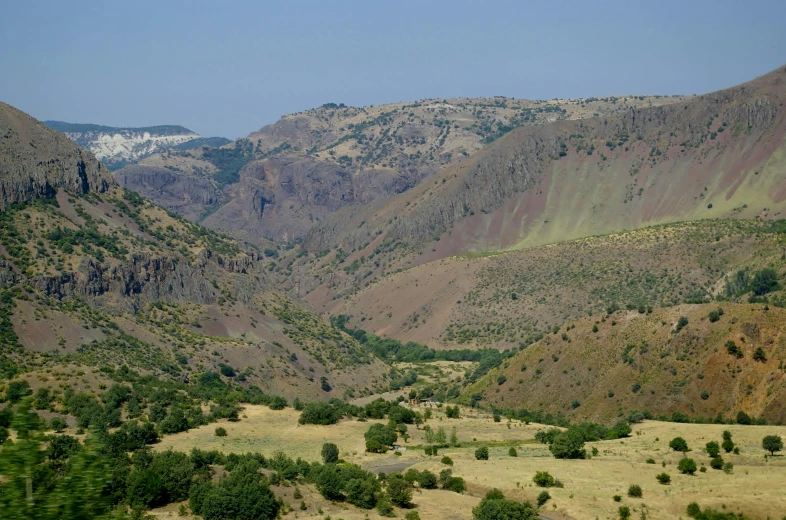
[[303, 65, 786, 258], [1, 103, 113, 209], [115, 94, 686, 241], [1, 103, 386, 400], [466, 302, 786, 424], [43, 120, 230, 170]]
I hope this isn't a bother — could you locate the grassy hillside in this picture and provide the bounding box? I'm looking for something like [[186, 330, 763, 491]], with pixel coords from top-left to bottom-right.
[[467, 303, 786, 424], [0, 188, 386, 401], [282, 219, 786, 350]]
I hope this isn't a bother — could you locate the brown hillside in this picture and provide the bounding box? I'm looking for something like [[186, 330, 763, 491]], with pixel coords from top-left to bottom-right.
[[0, 104, 387, 401], [0, 102, 113, 208], [116, 94, 684, 242], [468, 303, 786, 424], [291, 220, 786, 351], [304, 65, 786, 259]]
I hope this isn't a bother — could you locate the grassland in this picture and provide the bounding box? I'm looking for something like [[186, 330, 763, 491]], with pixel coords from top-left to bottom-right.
[[154, 404, 786, 520]]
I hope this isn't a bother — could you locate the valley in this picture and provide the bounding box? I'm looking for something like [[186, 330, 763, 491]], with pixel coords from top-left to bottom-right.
[[2, 63, 786, 520]]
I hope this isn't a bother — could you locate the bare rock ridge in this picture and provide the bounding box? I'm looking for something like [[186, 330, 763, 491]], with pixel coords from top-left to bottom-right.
[[115, 94, 687, 242], [43, 120, 230, 170], [303, 64, 786, 255], [1, 102, 114, 209]]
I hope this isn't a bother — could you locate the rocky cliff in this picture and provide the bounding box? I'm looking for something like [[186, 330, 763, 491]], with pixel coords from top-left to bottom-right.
[[44, 121, 230, 170], [1, 102, 113, 209], [302, 65, 786, 255]]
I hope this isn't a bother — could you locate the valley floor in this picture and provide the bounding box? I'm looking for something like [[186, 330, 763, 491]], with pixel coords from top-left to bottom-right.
[[151, 405, 786, 520]]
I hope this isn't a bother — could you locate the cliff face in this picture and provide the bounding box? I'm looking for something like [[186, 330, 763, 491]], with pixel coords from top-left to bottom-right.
[[302, 65, 786, 255], [117, 94, 686, 243], [0, 102, 114, 209], [42, 121, 220, 170], [114, 165, 219, 221]]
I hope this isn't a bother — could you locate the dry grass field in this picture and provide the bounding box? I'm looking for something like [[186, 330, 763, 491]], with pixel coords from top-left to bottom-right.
[[154, 404, 786, 519]]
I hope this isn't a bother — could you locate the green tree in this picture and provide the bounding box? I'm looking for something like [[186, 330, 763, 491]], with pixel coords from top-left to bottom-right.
[[192, 461, 279, 520], [669, 437, 689, 453], [656, 473, 671, 485], [475, 446, 489, 460], [762, 435, 783, 455], [508, 447, 517, 457], [550, 428, 586, 459], [0, 400, 114, 520], [627, 484, 642, 498], [721, 431, 734, 453], [705, 441, 720, 458], [536, 491, 550, 506], [386, 474, 413, 507], [750, 268, 779, 295], [532, 471, 556, 487], [321, 442, 339, 463], [678, 457, 697, 475], [364, 424, 397, 453], [472, 489, 538, 519]]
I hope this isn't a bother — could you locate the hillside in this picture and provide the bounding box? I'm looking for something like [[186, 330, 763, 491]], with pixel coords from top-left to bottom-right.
[[303, 65, 786, 260], [1, 103, 387, 401], [467, 303, 786, 424], [116, 94, 686, 241], [307, 220, 786, 349], [44, 120, 230, 170]]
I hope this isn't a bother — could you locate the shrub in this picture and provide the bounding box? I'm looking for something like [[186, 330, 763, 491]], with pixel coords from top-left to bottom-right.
[[405, 511, 421, 520], [613, 495, 622, 502], [710, 456, 724, 470], [509, 447, 517, 457], [762, 435, 783, 455], [475, 446, 489, 460], [678, 457, 697, 475], [674, 316, 689, 333], [669, 437, 690, 453], [646, 458, 655, 464], [533, 471, 556, 488], [753, 347, 767, 363], [472, 489, 539, 520], [736, 411, 752, 425], [618, 506, 631, 520], [705, 441, 720, 457], [550, 428, 586, 459], [722, 431, 734, 453], [321, 442, 339, 463], [722, 462, 734, 474], [215, 427, 227, 437], [365, 424, 397, 453], [656, 473, 671, 485], [441, 455, 453, 466], [49, 416, 68, 433], [537, 491, 550, 507], [627, 484, 642, 498], [298, 402, 342, 425]]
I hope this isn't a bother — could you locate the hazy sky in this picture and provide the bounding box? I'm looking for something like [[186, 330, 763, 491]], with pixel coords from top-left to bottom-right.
[[2, 0, 785, 138]]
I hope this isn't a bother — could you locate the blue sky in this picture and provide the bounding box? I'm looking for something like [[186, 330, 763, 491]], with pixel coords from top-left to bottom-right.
[[1, 0, 785, 138]]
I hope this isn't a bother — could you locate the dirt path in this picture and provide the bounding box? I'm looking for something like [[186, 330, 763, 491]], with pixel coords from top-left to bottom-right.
[[363, 459, 419, 475]]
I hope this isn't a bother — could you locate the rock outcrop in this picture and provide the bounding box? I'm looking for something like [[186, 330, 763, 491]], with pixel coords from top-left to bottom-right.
[[0, 102, 114, 209]]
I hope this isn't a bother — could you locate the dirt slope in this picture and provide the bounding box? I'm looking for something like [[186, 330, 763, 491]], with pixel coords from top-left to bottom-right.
[[468, 303, 786, 424]]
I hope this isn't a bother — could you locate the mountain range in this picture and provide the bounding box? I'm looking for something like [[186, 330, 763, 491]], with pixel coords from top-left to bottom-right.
[[44, 120, 230, 171], [2, 64, 786, 423]]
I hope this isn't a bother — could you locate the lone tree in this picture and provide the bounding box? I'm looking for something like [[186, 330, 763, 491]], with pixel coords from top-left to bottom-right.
[[705, 441, 720, 458], [475, 446, 489, 460], [721, 431, 734, 453], [321, 442, 339, 463], [678, 458, 697, 475], [762, 435, 783, 456], [669, 437, 690, 454]]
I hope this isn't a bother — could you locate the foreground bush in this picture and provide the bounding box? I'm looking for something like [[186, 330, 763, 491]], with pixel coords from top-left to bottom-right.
[[472, 489, 538, 520]]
